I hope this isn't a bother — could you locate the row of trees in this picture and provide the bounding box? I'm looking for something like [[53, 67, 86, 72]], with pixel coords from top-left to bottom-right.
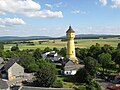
[[74, 43, 120, 90], [76, 43, 120, 73], [0, 44, 62, 87], [0, 42, 120, 88]]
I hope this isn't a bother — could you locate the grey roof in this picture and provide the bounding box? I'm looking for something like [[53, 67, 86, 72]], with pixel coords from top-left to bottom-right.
[[0, 57, 3, 64], [65, 60, 75, 66], [66, 26, 75, 33], [21, 86, 74, 90], [3, 57, 20, 71], [62, 58, 75, 66], [62, 59, 84, 71], [64, 64, 84, 71], [4, 60, 16, 71], [0, 79, 8, 89]]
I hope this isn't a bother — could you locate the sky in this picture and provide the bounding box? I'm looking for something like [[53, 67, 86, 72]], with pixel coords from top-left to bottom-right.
[[0, 0, 120, 37]]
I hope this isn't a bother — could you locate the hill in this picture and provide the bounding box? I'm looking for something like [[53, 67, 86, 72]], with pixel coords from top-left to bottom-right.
[[59, 34, 120, 39], [0, 34, 119, 41], [0, 36, 51, 41]]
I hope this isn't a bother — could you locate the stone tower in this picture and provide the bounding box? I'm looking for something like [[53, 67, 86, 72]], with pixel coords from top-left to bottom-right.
[[66, 26, 78, 63]]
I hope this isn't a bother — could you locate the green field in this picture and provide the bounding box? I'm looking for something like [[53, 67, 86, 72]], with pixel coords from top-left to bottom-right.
[[4, 38, 120, 50]]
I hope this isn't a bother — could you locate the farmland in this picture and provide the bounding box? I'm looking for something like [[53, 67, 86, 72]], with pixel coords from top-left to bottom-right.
[[4, 38, 120, 50]]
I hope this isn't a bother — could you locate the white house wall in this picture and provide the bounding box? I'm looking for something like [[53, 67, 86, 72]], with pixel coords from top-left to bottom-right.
[[64, 70, 77, 75]]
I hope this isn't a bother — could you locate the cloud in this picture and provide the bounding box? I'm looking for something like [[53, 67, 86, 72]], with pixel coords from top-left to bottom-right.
[[54, 2, 66, 8], [45, 4, 53, 9], [111, 0, 120, 8], [0, 0, 63, 18], [72, 9, 86, 14], [99, 0, 107, 6], [23, 10, 63, 18], [72, 10, 80, 14], [0, 25, 6, 28], [0, 18, 26, 27], [0, 0, 40, 13], [0, 11, 6, 15], [81, 11, 87, 14]]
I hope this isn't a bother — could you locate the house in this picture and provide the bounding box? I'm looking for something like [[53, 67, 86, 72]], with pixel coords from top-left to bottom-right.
[[61, 59, 84, 75], [1, 58, 24, 81], [42, 51, 57, 58], [0, 79, 9, 90], [42, 51, 64, 62]]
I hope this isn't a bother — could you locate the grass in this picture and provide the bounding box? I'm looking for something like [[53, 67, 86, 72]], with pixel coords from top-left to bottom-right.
[[4, 38, 120, 50], [75, 38, 120, 48]]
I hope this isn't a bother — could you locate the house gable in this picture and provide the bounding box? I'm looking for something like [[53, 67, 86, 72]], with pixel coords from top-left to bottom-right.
[[65, 60, 75, 66], [8, 62, 24, 77]]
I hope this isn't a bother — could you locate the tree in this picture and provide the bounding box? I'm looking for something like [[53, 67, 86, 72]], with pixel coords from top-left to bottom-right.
[[84, 57, 99, 77], [114, 50, 120, 69], [75, 48, 81, 58], [88, 43, 101, 59], [34, 60, 56, 87], [28, 62, 39, 72], [43, 47, 52, 53], [4, 50, 15, 58], [18, 53, 35, 72], [76, 48, 88, 60], [76, 57, 99, 84], [0, 43, 4, 57], [0, 50, 3, 57], [33, 48, 42, 60], [58, 47, 66, 57], [101, 44, 114, 54], [0, 43, 4, 51], [98, 53, 112, 74], [76, 67, 102, 90], [11, 45, 19, 51], [53, 47, 59, 52], [117, 43, 120, 49], [75, 68, 89, 83]]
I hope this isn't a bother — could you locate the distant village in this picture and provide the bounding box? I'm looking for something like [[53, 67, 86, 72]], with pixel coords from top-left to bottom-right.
[[0, 26, 120, 90], [0, 26, 85, 90]]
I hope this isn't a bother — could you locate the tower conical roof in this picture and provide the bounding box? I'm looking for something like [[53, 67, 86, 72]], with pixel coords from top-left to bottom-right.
[[66, 26, 75, 33]]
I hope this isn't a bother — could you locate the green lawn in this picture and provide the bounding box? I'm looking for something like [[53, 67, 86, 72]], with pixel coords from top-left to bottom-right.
[[75, 38, 120, 48], [4, 38, 120, 50]]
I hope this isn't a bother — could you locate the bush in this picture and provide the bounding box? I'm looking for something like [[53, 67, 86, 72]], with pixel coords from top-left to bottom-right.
[[52, 80, 63, 88], [75, 68, 88, 83], [86, 82, 102, 90], [11, 46, 19, 51], [75, 82, 102, 90]]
